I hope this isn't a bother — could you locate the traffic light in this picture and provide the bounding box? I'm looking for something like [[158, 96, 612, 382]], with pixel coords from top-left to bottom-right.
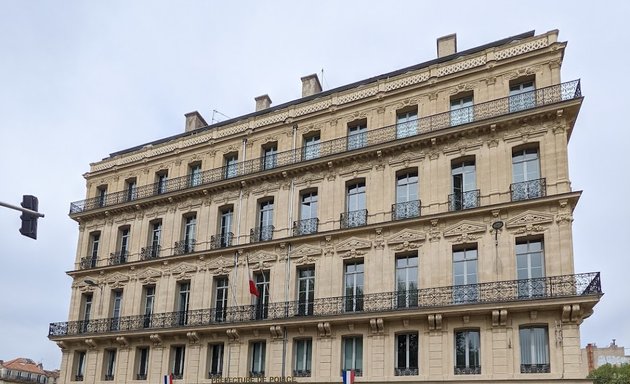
[[19, 195, 39, 240]]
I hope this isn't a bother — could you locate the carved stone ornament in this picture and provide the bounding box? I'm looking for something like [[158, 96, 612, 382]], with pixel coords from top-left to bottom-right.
[[317, 322, 332, 338], [168, 262, 197, 278], [245, 250, 277, 269], [335, 237, 372, 252], [388, 150, 426, 167], [443, 220, 486, 242], [369, 318, 384, 335], [290, 244, 323, 260], [115, 336, 129, 348], [505, 210, 554, 232], [135, 268, 163, 283], [187, 331, 200, 344], [491, 309, 508, 327], [427, 314, 442, 331], [104, 272, 130, 285], [150, 334, 162, 346], [387, 229, 426, 245], [270, 325, 283, 340], [226, 329, 240, 342]]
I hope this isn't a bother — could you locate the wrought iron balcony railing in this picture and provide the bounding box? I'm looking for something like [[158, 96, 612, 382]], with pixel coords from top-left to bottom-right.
[[174, 239, 195, 255], [455, 365, 481, 375], [521, 363, 550, 373], [136, 374, 147, 380], [75, 375, 84, 382], [293, 369, 311, 377], [511, 178, 547, 201], [208, 372, 223, 379], [211, 232, 234, 249], [48, 272, 600, 337], [104, 374, 114, 381], [449, 190, 480, 211], [340, 369, 363, 377], [109, 251, 128, 266], [341, 209, 368, 229], [249, 371, 265, 378], [395, 368, 419, 376], [80, 256, 97, 269], [69, 80, 582, 215], [293, 218, 319, 236], [140, 245, 160, 260], [391, 200, 421, 220], [250, 226, 274, 243], [171, 374, 183, 380]]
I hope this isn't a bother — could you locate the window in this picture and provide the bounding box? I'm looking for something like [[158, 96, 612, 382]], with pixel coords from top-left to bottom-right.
[[520, 326, 550, 373], [254, 200, 274, 241], [396, 110, 418, 138], [74, 351, 86, 381], [178, 214, 196, 254], [254, 271, 270, 320], [250, 341, 266, 377], [512, 147, 543, 200], [136, 347, 149, 380], [224, 153, 238, 179], [450, 95, 474, 126], [156, 170, 168, 194], [509, 80, 536, 112], [343, 181, 367, 228], [125, 178, 137, 202], [452, 246, 478, 303], [454, 330, 481, 374], [395, 333, 419, 376], [97, 186, 107, 208], [104, 349, 116, 381], [344, 261, 364, 312], [189, 163, 202, 187], [110, 290, 123, 331], [297, 267, 315, 316], [216, 206, 233, 248], [207, 343, 224, 378], [171, 346, 186, 379], [176, 281, 190, 326], [342, 336, 363, 376], [303, 134, 320, 160], [142, 286, 155, 328], [450, 160, 478, 210], [84, 232, 100, 268], [516, 239, 545, 298], [293, 339, 312, 377], [262, 143, 278, 170], [395, 254, 418, 308], [393, 171, 419, 220], [80, 293, 92, 333], [111, 227, 130, 265], [347, 121, 367, 150], [295, 191, 318, 235], [214, 277, 229, 322], [145, 220, 162, 259]]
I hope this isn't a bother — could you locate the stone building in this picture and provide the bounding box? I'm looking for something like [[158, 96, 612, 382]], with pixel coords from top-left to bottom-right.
[[0, 358, 59, 384], [49, 29, 602, 383], [583, 340, 630, 373]]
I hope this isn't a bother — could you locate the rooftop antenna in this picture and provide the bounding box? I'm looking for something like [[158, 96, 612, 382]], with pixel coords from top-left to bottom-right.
[[211, 109, 232, 124]]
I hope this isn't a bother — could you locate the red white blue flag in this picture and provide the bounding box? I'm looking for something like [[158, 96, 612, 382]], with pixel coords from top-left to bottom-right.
[[342, 370, 355, 384]]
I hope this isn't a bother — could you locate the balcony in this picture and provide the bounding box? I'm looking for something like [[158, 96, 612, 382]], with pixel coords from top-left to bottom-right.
[[104, 375, 114, 381], [80, 256, 97, 269], [208, 372, 223, 379], [521, 364, 550, 374], [174, 239, 195, 255], [341, 210, 368, 229], [69, 80, 582, 215], [211, 232, 234, 249], [140, 245, 160, 261], [108, 251, 127, 266], [250, 226, 274, 243], [448, 190, 480, 211], [136, 374, 147, 380], [48, 272, 600, 338], [511, 178, 547, 201], [391, 200, 421, 220], [293, 218, 319, 236], [395, 368, 419, 376], [455, 365, 481, 375], [293, 370, 311, 377]]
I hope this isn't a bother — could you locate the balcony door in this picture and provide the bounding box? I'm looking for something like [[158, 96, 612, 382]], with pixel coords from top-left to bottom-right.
[[220, 208, 233, 247], [215, 277, 229, 322], [254, 272, 270, 320], [450, 96, 474, 126], [516, 239, 545, 298], [396, 255, 418, 308], [110, 290, 123, 331], [297, 267, 315, 316], [177, 282, 190, 325], [509, 81, 535, 112], [452, 247, 478, 303], [512, 148, 542, 200], [451, 161, 476, 210], [143, 286, 155, 328], [344, 261, 364, 312], [396, 111, 418, 138], [395, 171, 419, 219]]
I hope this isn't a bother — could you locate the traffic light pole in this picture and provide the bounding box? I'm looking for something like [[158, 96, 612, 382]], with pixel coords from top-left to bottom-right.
[[0, 200, 45, 218]]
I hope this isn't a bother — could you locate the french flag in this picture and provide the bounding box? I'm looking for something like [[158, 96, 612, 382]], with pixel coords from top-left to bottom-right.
[[342, 370, 355, 384], [163, 374, 173, 384], [246, 256, 259, 297]]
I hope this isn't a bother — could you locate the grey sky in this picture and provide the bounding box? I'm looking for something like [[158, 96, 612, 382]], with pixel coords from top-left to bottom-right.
[[0, 1, 628, 369]]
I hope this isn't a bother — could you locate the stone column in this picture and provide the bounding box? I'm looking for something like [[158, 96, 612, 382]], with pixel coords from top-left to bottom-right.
[[316, 337, 332, 381]]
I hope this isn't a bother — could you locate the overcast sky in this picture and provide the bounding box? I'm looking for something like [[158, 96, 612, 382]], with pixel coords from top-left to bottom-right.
[[0, 1, 628, 370]]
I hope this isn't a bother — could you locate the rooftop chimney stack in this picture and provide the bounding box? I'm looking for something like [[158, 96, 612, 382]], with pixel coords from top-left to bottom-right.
[[184, 111, 208, 132], [301, 74, 322, 97], [437, 33, 457, 58], [255, 94, 272, 111]]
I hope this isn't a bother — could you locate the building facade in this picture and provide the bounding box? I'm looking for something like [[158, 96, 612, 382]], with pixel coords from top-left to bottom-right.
[[583, 340, 630, 373], [49, 30, 602, 384], [0, 358, 59, 384]]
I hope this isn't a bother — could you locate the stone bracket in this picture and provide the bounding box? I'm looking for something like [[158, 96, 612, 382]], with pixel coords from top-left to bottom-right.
[[187, 331, 200, 344], [150, 334, 162, 346], [317, 322, 332, 338], [226, 328, 240, 342], [492, 309, 508, 326], [427, 314, 442, 330], [369, 318, 384, 335], [561, 304, 582, 323], [270, 325, 283, 340]]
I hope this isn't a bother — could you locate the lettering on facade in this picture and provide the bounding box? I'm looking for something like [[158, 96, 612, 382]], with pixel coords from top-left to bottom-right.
[[210, 377, 297, 383]]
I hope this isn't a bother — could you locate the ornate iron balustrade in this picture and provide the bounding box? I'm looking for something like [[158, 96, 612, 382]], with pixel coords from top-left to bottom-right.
[[341, 209, 368, 229], [455, 365, 481, 375], [340, 369, 363, 377], [293, 218, 319, 236], [448, 190, 480, 211], [174, 239, 195, 255], [172, 374, 183, 380], [249, 371, 265, 378], [391, 200, 421, 220], [75, 375, 84, 382], [208, 372, 223, 379], [48, 272, 600, 338], [80, 256, 97, 269], [511, 178, 547, 201], [250, 226, 274, 243], [104, 375, 114, 381], [140, 245, 160, 260], [69, 80, 582, 214], [293, 370, 311, 377], [136, 374, 147, 380], [109, 251, 128, 266], [394, 368, 419, 376], [211, 232, 234, 249], [521, 363, 550, 373]]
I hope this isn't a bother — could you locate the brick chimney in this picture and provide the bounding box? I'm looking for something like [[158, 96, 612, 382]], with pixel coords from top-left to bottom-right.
[[437, 33, 457, 58], [301, 74, 322, 97], [255, 95, 272, 111], [184, 111, 208, 132]]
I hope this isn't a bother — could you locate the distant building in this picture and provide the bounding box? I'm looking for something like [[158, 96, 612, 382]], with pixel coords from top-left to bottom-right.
[[583, 340, 630, 373], [0, 358, 59, 384]]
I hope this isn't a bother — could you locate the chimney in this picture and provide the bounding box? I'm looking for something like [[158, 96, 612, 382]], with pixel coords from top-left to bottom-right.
[[184, 111, 208, 132], [437, 33, 457, 58], [255, 94, 272, 111], [301, 74, 322, 97]]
